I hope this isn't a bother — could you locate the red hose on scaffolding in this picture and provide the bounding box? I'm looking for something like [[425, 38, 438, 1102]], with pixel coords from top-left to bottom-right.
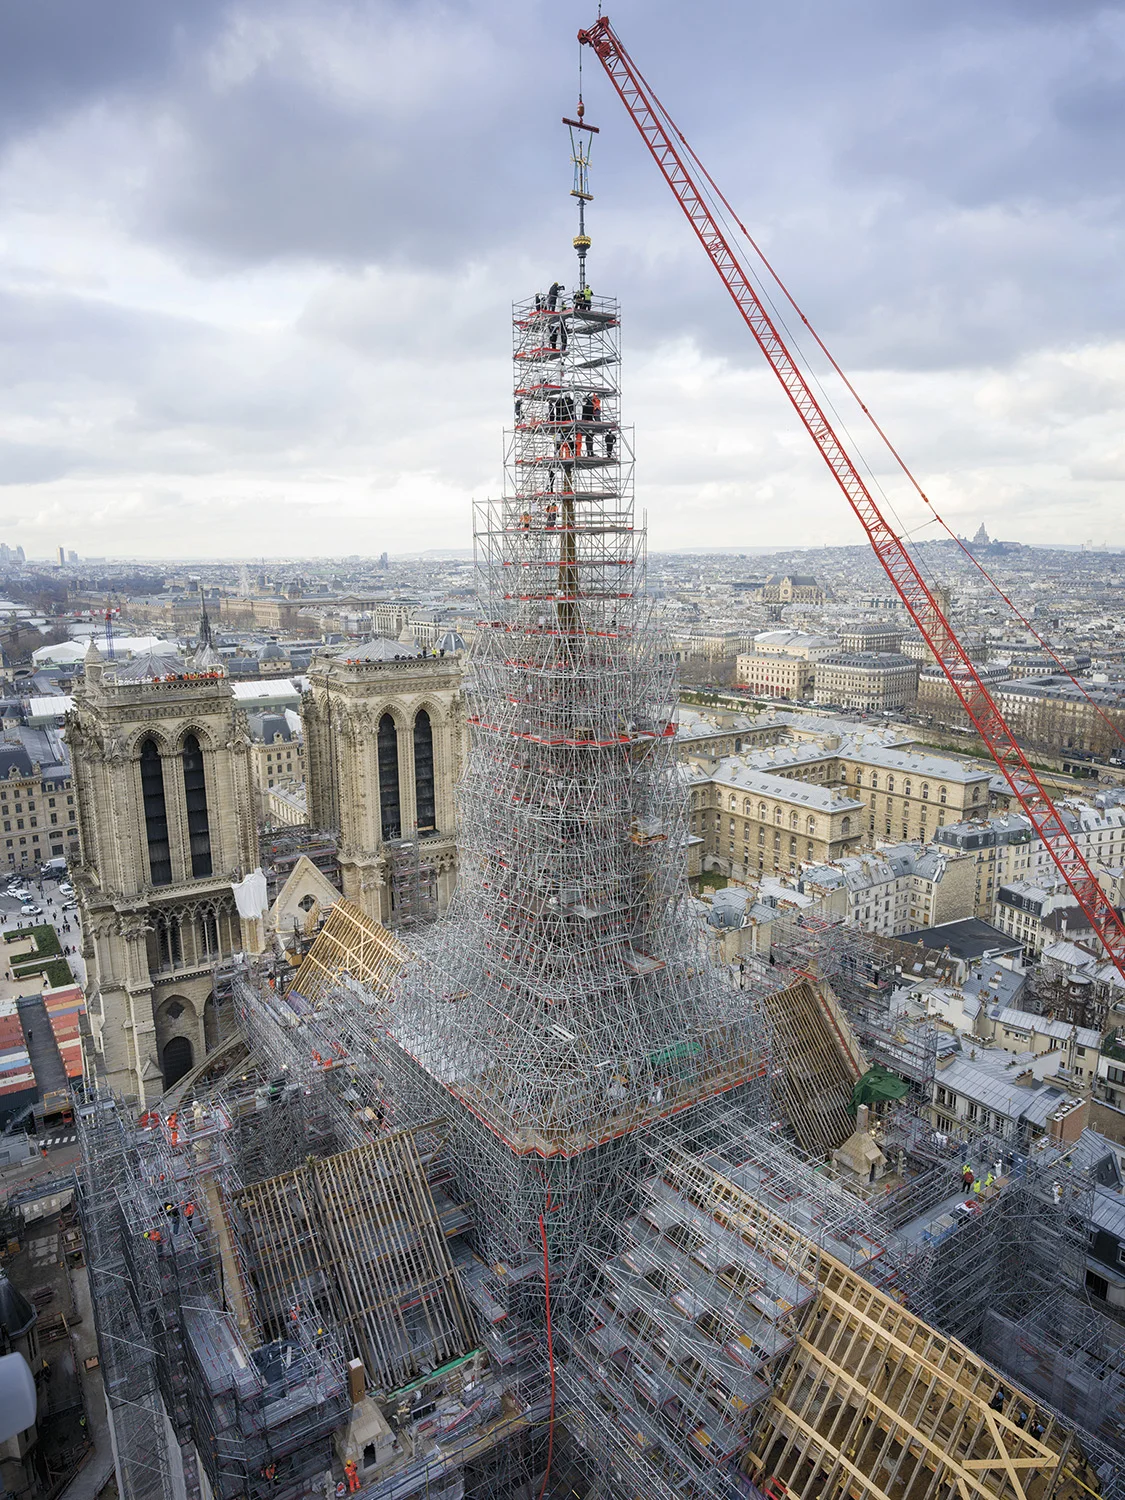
[[537, 1209, 556, 1500]]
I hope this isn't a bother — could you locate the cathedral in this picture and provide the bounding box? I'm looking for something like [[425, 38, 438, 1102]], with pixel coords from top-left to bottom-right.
[[304, 639, 462, 925], [68, 629, 463, 1102]]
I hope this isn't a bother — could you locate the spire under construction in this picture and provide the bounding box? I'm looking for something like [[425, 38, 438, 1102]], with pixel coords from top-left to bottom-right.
[[372, 99, 771, 1288]]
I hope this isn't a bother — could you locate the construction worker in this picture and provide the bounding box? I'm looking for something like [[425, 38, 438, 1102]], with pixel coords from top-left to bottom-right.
[[548, 317, 568, 352], [545, 500, 559, 530], [520, 509, 532, 530], [581, 394, 596, 455], [605, 428, 615, 459], [962, 1164, 974, 1191], [558, 439, 574, 486], [344, 1459, 360, 1494], [546, 281, 564, 312], [574, 284, 592, 310]]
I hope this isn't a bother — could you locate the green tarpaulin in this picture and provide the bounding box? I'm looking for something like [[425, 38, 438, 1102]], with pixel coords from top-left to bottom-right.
[[850, 1065, 909, 1113]]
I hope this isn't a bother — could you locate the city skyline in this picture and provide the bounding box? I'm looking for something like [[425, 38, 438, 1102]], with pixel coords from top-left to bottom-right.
[[1, 1, 1122, 558]]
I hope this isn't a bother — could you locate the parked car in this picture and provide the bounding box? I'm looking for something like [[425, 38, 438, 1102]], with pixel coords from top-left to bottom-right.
[[20, 904, 42, 916], [57, 883, 74, 897], [9, 889, 31, 903], [61, 900, 78, 912]]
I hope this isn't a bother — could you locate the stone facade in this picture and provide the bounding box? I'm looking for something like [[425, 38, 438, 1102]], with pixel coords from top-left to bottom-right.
[[813, 651, 919, 712], [245, 709, 305, 816], [0, 728, 80, 873], [686, 759, 864, 880], [733, 652, 817, 700], [67, 647, 259, 1102], [304, 642, 464, 926]]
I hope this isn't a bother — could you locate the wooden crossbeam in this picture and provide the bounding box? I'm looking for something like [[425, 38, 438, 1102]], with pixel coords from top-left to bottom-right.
[[292, 899, 409, 1001]]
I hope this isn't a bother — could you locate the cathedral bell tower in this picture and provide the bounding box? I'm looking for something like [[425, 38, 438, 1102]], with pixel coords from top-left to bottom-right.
[[68, 642, 258, 1102]]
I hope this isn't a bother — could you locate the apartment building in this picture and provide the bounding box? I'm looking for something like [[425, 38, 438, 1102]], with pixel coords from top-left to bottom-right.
[[932, 814, 1035, 918], [747, 631, 838, 658], [813, 651, 919, 712], [915, 663, 1009, 724], [734, 631, 837, 700], [734, 652, 817, 700], [837, 622, 902, 654], [930, 1053, 1088, 1148], [686, 760, 863, 880], [836, 744, 992, 843], [801, 841, 977, 936], [994, 881, 1084, 958], [0, 727, 80, 872], [245, 709, 306, 818], [994, 675, 1125, 758]]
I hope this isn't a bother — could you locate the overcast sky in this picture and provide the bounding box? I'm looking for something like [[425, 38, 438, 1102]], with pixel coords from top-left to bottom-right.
[[1, 0, 1123, 560]]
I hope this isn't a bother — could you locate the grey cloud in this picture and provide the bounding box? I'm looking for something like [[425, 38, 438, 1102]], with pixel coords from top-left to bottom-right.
[[0, 0, 229, 144], [1, 0, 1123, 554], [0, 441, 78, 485]]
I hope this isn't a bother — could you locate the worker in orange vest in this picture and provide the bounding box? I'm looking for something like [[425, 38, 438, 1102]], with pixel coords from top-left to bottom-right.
[[344, 1459, 360, 1494]]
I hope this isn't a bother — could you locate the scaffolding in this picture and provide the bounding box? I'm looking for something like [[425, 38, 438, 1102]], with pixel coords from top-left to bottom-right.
[[76, 1083, 351, 1500], [769, 915, 939, 1098], [75, 1093, 180, 1500], [384, 837, 439, 930], [74, 270, 1117, 1500], [371, 292, 771, 1167]]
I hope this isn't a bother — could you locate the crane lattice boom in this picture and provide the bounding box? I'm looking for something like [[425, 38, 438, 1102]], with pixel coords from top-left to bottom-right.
[[578, 14, 1125, 986]]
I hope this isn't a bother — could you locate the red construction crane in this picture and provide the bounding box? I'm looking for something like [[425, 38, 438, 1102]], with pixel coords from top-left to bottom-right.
[[578, 15, 1125, 986]]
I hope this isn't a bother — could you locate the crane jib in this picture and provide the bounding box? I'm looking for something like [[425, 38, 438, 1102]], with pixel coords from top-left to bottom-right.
[[579, 14, 1125, 983]]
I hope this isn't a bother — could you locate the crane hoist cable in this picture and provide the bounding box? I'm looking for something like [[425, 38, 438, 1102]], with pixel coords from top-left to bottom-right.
[[578, 14, 1125, 986]]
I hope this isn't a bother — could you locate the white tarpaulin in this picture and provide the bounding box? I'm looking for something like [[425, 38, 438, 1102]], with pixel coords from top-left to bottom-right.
[[232, 867, 269, 920]]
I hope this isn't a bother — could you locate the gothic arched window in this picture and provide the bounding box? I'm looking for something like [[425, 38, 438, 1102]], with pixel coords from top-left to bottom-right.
[[139, 738, 171, 886], [378, 713, 401, 839], [182, 734, 212, 879], [414, 710, 436, 834]]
